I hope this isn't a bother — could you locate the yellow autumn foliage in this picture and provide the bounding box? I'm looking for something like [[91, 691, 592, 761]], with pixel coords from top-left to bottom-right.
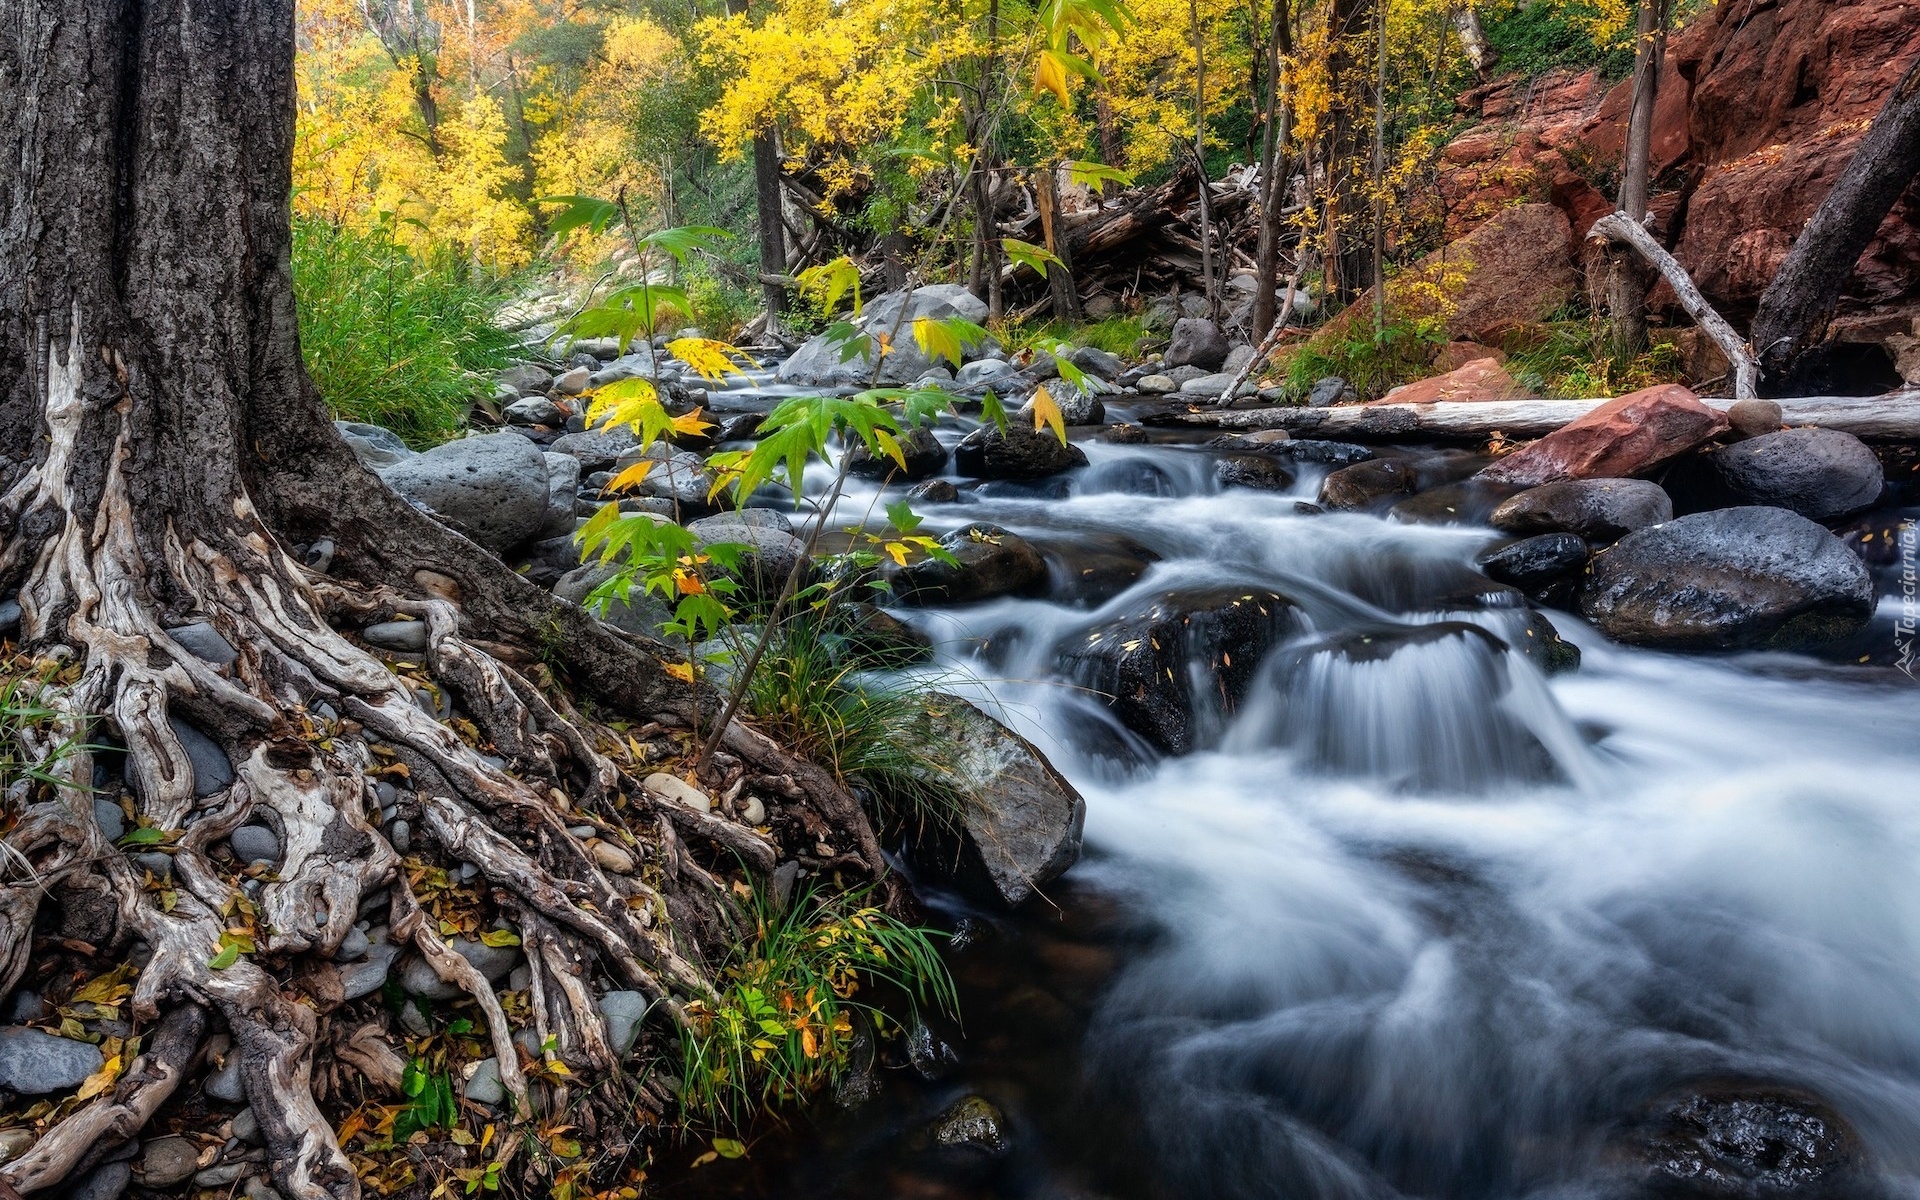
[[293, 0, 531, 266]]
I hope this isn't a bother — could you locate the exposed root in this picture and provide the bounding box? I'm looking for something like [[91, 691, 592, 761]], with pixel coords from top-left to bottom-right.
[[0, 318, 895, 1199]]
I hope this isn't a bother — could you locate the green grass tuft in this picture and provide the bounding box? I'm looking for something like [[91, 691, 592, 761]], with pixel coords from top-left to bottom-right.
[[678, 883, 955, 1128], [731, 616, 965, 836], [291, 217, 521, 447]]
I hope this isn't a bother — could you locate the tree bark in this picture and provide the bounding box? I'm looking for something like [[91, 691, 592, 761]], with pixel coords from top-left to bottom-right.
[[753, 133, 789, 334], [1451, 6, 1496, 78], [0, 4, 883, 1196], [1750, 57, 1920, 381], [1251, 0, 1294, 336], [1603, 0, 1666, 361], [1324, 0, 1375, 306], [1036, 166, 1083, 322]]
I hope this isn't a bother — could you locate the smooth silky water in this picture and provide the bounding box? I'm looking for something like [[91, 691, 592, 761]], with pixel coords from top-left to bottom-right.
[[660, 402, 1920, 1200]]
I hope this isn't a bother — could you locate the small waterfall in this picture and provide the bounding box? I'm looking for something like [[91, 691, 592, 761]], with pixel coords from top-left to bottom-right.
[[1228, 622, 1568, 792]]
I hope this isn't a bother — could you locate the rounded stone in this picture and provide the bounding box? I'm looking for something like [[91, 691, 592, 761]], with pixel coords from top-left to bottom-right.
[[1580, 506, 1874, 651]]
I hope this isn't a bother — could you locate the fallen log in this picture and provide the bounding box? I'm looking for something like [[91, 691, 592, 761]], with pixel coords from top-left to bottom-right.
[[1148, 394, 1920, 441]]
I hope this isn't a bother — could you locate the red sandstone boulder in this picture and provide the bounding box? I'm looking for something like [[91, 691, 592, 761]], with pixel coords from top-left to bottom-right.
[[1479, 384, 1730, 487], [1375, 357, 1531, 405]]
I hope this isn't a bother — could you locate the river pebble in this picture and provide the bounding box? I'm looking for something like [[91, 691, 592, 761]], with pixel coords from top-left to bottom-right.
[[0, 1027, 105, 1094]]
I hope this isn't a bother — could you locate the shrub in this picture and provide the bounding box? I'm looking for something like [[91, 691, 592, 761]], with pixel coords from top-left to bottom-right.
[[1282, 313, 1447, 401], [726, 616, 964, 834], [678, 884, 954, 1127], [291, 216, 520, 446], [1503, 319, 1685, 397]]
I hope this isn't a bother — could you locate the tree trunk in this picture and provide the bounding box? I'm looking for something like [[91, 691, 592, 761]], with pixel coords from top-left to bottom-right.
[[1604, 0, 1665, 361], [753, 132, 789, 334], [1324, 0, 1375, 306], [1451, 6, 1496, 79], [1188, 0, 1221, 324], [1750, 57, 1920, 382], [1251, 0, 1294, 337], [0, 5, 881, 1197], [1036, 166, 1083, 322]]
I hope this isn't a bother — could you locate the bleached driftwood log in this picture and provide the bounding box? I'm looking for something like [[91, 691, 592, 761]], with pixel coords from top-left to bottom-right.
[[1154, 394, 1920, 440]]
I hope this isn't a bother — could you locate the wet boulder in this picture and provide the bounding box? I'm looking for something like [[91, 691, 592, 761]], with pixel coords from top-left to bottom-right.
[[889, 523, 1047, 605], [1319, 458, 1419, 511], [1491, 478, 1673, 542], [378, 432, 551, 554], [1477, 533, 1590, 593], [1021, 383, 1105, 426], [1389, 479, 1522, 526], [901, 695, 1086, 908], [929, 1094, 1010, 1155], [1673, 427, 1885, 521], [1623, 1081, 1869, 1200], [1265, 622, 1560, 789], [1214, 455, 1295, 492], [1057, 587, 1301, 755], [1580, 507, 1874, 652], [843, 425, 950, 483], [953, 423, 1089, 480], [830, 602, 934, 666]]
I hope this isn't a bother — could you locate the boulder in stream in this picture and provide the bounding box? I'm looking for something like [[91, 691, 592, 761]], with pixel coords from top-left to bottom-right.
[[843, 425, 950, 483], [1490, 478, 1673, 542], [1058, 587, 1302, 755], [1580, 506, 1874, 652], [900, 694, 1085, 908], [1670, 427, 1885, 521], [1622, 1081, 1870, 1200], [888, 523, 1048, 605], [953, 423, 1089, 480]]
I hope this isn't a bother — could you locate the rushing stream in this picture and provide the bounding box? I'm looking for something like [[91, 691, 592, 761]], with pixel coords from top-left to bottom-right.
[[661, 395, 1920, 1200]]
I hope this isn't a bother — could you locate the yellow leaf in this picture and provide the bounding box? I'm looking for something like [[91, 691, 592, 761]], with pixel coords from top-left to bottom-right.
[[884, 542, 910, 567], [1030, 384, 1067, 445], [672, 568, 706, 595], [75, 1053, 122, 1101], [871, 427, 907, 471], [666, 338, 752, 382], [670, 406, 715, 437], [604, 459, 656, 494], [1034, 50, 1072, 105], [665, 661, 695, 683]]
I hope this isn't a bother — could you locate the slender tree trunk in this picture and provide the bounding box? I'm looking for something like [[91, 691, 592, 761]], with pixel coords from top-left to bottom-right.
[[0, 5, 882, 1197], [1371, 0, 1388, 335], [1252, 0, 1295, 336], [1189, 0, 1221, 323], [1605, 0, 1665, 362], [1324, 0, 1374, 305], [1751, 57, 1920, 381], [753, 133, 789, 334]]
